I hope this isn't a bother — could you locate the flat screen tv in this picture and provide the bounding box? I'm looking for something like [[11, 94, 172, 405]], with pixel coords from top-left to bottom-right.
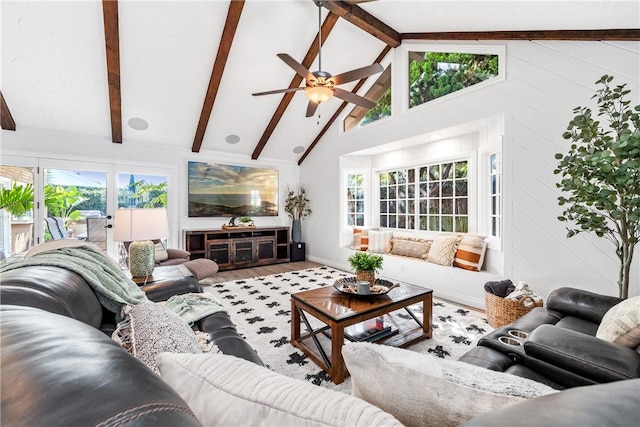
[[188, 161, 279, 217]]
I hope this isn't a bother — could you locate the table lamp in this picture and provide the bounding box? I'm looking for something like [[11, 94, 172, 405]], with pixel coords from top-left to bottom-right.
[[114, 208, 169, 278]]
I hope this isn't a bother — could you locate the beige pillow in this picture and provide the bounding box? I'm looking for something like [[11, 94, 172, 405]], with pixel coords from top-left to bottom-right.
[[368, 230, 393, 253], [427, 235, 459, 266], [154, 242, 169, 262], [343, 342, 556, 427], [390, 237, 431, 259], [157, 352, 402, 427], [453, 234, 488, 271], [596, 296, 640, 348]]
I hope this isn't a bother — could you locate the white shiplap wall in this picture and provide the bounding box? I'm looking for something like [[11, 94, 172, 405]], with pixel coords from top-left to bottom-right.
[[300, 40, 640, 304]]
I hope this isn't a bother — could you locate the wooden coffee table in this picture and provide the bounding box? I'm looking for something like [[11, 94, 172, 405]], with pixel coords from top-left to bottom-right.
[[291, 281, 432, 384]]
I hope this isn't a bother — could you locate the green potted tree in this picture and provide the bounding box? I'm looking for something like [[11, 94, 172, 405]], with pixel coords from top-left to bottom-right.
[[554, 74, 640, 299], [284, 186, 311, 243], [348, 251, 384, 284]]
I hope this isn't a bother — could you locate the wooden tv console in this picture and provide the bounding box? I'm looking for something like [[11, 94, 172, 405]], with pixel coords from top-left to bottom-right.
[[184, 227, 290, 271]]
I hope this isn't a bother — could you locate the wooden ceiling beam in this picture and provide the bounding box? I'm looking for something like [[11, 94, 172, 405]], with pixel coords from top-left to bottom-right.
[[321, 0, 400, 47], [192, 0, 245, 153], [401, 29, 640, 41], [1, 91, 16, 131], [251, 12, 339, 160], [298, 45, 391, 165], [102, 0, 122, 143]]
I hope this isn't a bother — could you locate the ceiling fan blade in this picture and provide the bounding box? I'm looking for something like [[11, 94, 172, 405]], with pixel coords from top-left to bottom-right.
[[252, 87, 306, 96], [306, 101, 320, 118], [333, 87, 376, 109], [277, 53, 313, 81], [331, 63, 383, 86]]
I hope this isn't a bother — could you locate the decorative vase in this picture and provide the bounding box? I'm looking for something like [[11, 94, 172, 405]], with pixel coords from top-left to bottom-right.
[[356, 270, 375, 285], [292, 219, 302, 243]]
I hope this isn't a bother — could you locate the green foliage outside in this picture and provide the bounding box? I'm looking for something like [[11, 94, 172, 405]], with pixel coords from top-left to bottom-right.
[[361, 87, 391, 126], [408, 52, 499, 108], [348, 251, 384, 273], [0, 183, 34, 216], [554, 75, 640, 299], [44, 185, 88, 227]]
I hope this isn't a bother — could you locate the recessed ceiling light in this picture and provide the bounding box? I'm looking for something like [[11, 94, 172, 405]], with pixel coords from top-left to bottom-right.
[[128, 117, 148, 131], [293, 146, 305, 154], [225, 134, 240, 144]]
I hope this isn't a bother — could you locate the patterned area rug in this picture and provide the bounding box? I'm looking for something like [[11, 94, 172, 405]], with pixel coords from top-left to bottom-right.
[[202, 266, 493, 394]]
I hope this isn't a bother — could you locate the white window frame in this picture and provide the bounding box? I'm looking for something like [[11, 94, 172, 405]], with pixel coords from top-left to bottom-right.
[[396, 43, 506, 117], [373, 152, 477, 236], [478, 137, 503, 250]]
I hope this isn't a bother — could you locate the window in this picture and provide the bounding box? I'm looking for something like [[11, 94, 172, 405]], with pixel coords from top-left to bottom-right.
[[489, 153, 501, 237], [346, 173, 365, 227], [379, 169, 414, 229], [379, 160, 469, 233], [408, 51, 499, 109], [343, 65, 392, 131], [418, 161, 468, 232]]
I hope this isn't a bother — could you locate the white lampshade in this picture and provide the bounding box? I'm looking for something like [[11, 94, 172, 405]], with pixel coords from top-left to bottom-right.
[[114, 208, 170, 242]]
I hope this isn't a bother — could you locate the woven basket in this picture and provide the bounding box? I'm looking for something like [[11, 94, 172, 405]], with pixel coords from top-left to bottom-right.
[[355, 270, 375, 285], [485, 291, 544, 328]]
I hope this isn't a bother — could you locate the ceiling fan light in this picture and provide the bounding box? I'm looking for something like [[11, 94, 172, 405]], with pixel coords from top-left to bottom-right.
[[305, 86, 333, 104]]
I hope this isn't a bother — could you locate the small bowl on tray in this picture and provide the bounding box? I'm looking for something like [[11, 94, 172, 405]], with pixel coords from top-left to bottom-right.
[[333, 277, 400, 297]]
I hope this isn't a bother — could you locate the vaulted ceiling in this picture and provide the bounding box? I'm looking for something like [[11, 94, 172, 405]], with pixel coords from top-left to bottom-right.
[[2, 1, 639, 164]]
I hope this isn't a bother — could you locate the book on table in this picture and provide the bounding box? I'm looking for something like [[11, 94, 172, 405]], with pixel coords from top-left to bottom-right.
[[344, 317, 395, 342]]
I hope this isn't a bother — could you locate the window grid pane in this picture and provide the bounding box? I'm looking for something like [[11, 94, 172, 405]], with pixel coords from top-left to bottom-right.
[[380, 160, 468, 232], [347, 173, 365, 227], [489, 153, 502, 237]]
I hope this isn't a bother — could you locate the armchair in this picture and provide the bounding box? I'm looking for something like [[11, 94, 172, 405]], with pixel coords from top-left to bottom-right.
[[460, 287, 640, 389]]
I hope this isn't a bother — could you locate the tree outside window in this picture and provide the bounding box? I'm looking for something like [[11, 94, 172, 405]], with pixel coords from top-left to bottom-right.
[[409, 51, 499, 109]]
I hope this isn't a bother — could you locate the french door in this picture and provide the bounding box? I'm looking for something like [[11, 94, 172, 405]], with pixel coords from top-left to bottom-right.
[[1, 155, 173, 262]]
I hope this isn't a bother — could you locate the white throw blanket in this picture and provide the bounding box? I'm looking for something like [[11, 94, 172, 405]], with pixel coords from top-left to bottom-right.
[[505, 281, 543, 307]]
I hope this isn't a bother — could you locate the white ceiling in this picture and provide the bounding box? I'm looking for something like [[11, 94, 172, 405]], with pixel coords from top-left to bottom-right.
[[2, 1, 638, 164]]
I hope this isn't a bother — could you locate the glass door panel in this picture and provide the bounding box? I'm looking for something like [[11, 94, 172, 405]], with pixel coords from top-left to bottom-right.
[[43, 167, 108, 246], [0, 164, 35, 258]]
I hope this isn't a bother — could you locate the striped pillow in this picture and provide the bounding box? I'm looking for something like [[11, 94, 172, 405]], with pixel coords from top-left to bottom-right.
[[368, 230, 393, 254], [453, 234, 488, 272], [352, 228, 370, 251]]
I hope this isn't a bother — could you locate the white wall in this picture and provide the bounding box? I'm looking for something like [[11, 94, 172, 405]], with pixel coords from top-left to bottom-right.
[[300, 40, 640, 302], [1, 128, 300, 249]]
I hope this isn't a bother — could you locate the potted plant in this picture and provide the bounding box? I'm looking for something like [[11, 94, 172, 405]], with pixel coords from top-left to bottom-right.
[[284, 186, 311, 243], [554, 74, 640, 299], [238, 216, 254, 226], [348, 251, 384, 284]]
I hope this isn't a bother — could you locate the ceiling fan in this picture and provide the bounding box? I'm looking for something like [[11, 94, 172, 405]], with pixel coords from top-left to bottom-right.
[[252, 0, 383, 118]]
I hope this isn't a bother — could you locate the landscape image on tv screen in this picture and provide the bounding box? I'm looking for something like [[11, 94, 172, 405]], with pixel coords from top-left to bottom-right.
[[188, 161, 279, 217]]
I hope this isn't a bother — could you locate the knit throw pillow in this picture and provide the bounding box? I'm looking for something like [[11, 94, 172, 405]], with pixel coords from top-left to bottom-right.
[[112, 302, 202, 374], [427, 235, 459, 266], [596, 296, 640, 348]]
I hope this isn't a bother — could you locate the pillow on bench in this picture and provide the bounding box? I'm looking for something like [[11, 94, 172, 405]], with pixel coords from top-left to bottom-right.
[[454, 234, 488, 272], [389, 237, 431, 260]]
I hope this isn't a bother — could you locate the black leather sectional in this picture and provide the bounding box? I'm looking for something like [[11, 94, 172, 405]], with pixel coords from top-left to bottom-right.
[[0, 264, 263, 426]]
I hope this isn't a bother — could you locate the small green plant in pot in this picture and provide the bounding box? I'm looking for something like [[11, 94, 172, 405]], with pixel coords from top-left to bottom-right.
[[238, 216, 254, 226], [348, 251, 384, 284]]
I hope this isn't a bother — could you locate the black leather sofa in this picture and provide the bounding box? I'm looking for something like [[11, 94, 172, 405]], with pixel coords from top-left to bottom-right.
[[0, 264, 263, 426], [459, 287, 640, 390]]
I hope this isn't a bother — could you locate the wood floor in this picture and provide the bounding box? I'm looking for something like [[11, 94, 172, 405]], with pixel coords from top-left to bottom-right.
[[207, 261, 324, 283]]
